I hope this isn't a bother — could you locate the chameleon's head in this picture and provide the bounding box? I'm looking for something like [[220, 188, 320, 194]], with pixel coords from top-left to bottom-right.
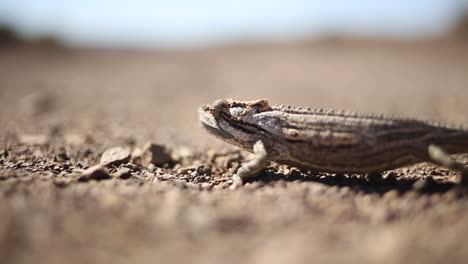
[[198, 99, 273, 149]]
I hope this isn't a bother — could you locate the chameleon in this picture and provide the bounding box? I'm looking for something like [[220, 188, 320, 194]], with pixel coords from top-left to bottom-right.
[[198, 99, 468, 188]]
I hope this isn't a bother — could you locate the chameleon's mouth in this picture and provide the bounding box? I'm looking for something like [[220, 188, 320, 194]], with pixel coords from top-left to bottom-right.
[[198, 107, 217, 128], [198, 107, 234, 140]]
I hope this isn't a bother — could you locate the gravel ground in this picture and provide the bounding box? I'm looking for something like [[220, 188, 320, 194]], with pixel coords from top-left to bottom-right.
[[1, 39, 468, 264]]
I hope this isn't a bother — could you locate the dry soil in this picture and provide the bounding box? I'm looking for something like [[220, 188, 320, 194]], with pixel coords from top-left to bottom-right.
[[1, 39, 468, 264]]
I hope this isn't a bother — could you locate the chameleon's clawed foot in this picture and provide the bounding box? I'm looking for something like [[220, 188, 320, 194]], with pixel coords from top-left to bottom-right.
[[229, 140, 269, 190], [229, 174, 244, 190], [428, 144, 468, 187]]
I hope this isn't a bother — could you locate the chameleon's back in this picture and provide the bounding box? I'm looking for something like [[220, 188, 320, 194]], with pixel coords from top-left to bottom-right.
[[267, 106, 468, 173]]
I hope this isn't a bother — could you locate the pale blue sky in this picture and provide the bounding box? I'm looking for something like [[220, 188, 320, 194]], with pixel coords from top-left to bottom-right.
[[0, 0, 467, 48]]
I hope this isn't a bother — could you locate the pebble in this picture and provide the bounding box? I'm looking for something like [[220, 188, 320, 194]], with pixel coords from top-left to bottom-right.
[[78, 165, 111, 182], [158, 174, 174, 181], [195, 165, 212, 175], [140, 143, 173, 167], [100, 147, 131, 166], [114, 168, 132, 179], [177, 166, 197, 174]]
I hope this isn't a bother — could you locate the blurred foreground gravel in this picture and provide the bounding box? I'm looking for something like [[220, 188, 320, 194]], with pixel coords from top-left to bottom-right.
[[1, 39, 468, 264]]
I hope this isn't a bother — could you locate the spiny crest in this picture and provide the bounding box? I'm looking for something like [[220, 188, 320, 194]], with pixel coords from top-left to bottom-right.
[[276, 105, 364, 116], [425, 120, 467, 131], [275, 104, 416, 121], [265, 100, 467, 131]]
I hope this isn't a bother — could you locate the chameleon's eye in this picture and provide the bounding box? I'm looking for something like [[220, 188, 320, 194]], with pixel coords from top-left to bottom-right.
[[289, 130, 299, 137], [286, 129, 299, 138]]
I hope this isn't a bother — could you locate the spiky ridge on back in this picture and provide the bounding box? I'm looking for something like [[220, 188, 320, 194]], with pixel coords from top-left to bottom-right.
[[270, 104, 467, 131]]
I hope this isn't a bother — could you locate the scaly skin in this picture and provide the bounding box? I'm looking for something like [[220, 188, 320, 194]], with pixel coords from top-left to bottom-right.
[[199, 99, 468, 187]]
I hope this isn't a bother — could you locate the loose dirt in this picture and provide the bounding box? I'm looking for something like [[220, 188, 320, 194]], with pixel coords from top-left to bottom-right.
[[1, 39, 468, 264]]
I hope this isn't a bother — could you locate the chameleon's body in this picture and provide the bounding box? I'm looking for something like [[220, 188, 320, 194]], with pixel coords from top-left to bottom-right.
[[198, 99, 468, 187]]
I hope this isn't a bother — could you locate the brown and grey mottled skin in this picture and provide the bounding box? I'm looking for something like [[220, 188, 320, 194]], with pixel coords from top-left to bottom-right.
[[198, 99, 468, 188]]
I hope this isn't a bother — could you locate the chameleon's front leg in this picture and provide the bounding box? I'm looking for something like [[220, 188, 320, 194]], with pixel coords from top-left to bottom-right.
[[428, 144, 468, 185], [231, 140, 269, 189]]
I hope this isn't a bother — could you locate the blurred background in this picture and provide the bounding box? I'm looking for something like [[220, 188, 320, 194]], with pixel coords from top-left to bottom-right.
[[0, 0, 468, 146], [2, 3, 468, 264], [1, 0, 468, 48]]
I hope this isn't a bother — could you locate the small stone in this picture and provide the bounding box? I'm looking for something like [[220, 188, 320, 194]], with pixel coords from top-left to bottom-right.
[[196, 165, 212, 175], [131, 147, 143, 162], [114, 168, 132, 179], [78, 165, 111, 181], [100, 147, 131, 166], [158, 174, 173, 181], [55, 152, 69, 162], [140, 143, 173, 167], [177, 166, 197, 174]]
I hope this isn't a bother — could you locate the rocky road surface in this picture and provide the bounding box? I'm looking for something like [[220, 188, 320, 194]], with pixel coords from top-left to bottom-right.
[[1, 39, 468, 264]]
